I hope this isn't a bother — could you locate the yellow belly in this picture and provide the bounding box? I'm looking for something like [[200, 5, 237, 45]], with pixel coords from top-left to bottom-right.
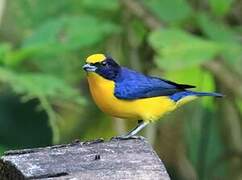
[[86, 72, 177, 122]]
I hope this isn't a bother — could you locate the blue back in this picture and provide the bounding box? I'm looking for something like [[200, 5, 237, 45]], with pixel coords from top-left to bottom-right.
[[114, 68, 194, 101]]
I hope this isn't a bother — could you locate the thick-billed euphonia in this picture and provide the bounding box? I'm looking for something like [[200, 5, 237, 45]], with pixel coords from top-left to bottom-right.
[[83, 54, 222, 139]]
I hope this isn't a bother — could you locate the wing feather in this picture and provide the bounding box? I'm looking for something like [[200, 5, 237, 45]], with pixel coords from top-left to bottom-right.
[[114, 68, 195, 100]]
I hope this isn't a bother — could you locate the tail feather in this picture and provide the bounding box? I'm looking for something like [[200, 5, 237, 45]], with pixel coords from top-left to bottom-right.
[[170, 90, 223, 102], [190, 91, 223, 97]]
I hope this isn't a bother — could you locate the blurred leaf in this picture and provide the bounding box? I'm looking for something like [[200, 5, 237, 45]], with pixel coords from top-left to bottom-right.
[[208, 0, 234, 17], [8, 0, 81, 29], [164, 67, 216, 108], [0, 43, 11, 64], [185, 109, 226, 179], [1, 15, 121, 67], [0, 68, 84, 105], [0, 68, 85, 143], [144, 0, 192, 24], [82, 0, 119, 11], [237, 100, 242, 113], [164, 67, 214, 91], [23, 15, 119, 50], [130, 20, 148, 47], [197, 14, 242, 65], [221, 43, 242, 65], [149, 28, 221, 70], [4, 46, 42, 67], [197, 14, 239, 43]]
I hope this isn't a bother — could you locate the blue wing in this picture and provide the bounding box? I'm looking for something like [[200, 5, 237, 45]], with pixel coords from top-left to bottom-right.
[[114, 68, 195, 100]]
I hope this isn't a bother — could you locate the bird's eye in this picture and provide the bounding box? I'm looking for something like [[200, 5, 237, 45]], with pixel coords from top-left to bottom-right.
[[101, 61, 107, 66]]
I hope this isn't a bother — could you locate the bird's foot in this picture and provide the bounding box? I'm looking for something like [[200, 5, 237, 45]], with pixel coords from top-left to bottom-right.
[[111, 135, 145, 141]]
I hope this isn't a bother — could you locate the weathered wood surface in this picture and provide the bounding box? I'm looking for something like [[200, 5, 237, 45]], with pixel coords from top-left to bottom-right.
[[0, 137, 170, 180]]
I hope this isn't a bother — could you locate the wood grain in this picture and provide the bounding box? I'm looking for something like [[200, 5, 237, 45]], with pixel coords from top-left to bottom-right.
[[0, 137, 170, 180]]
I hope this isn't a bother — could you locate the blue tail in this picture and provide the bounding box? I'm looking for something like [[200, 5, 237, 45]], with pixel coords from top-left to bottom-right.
[[170, 90, 223, 101]]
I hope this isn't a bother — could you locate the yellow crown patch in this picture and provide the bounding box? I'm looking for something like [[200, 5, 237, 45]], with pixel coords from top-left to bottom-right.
[[86, 54, 106, 63]]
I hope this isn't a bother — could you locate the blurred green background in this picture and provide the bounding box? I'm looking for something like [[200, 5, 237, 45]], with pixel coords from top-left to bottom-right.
[[0, 0, 242, 179]]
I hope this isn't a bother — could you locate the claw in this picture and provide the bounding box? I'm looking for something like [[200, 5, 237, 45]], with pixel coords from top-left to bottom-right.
[[129, 136, 145, 140], [110, 121, 148, 141], [110, 135, 145, 141], [110, 135, 129, 141]]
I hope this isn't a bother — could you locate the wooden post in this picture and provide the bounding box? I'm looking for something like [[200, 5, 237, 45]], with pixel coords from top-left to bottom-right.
[[0, 137, 170, 180]]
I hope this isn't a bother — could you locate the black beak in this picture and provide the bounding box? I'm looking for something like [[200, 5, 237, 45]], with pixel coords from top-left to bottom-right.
[[82, 64, 97, 72]]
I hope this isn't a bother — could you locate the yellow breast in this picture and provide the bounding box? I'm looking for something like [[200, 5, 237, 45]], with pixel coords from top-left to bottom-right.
[[86, 72, 176, 122]]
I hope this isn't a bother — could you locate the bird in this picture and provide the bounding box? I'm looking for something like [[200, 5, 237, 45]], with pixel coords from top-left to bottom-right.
[[82, 54, 223, 139]]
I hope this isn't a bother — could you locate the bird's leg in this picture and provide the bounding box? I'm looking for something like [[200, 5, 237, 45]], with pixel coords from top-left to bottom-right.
[[111, 120, 148, 140], [125, 120, 148, 138]]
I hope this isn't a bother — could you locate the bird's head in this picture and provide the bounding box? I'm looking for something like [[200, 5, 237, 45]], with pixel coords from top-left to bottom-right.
[[83, 54, 121, 80]]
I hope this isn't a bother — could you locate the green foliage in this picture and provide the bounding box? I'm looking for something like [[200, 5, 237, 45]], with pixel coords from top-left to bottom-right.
[[0, 0, 120, 144], [197, 14, 238, 43], [208, 0, 234, 17], [197, 14, 242, 67], [23, 15, 119, 52], [149, 28, 221, 70], [81, 0, 119, 11], [165, 67, 215, 92], [0, 68, 84, 105], [144, 0, 192, 24], [146, 1, 242, 179], [184, 109, 226, 178], [2, 16, 119, 67], [0, 67, 85, 143]]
